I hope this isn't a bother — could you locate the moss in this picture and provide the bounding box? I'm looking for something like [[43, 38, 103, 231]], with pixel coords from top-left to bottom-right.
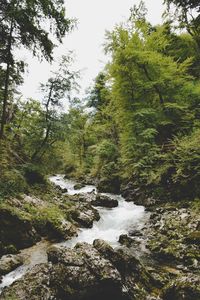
[[34, 205, 65, 228], [185, 231, 200, 244], [0, 203, 32, 221]]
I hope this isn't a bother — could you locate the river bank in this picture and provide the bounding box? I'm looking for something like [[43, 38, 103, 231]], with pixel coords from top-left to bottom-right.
[[0, 175, 199, 299]]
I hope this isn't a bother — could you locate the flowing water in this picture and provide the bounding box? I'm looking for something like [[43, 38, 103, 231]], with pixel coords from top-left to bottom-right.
[[0, 175, 148, 294]]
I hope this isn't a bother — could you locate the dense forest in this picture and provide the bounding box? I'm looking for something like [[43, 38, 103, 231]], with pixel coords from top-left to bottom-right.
[[0, 1, 200, 300], [1, 0, 200, 201]]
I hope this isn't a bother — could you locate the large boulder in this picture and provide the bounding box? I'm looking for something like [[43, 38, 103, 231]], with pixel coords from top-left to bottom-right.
[[162, 274, 200, 300], [0, 241, 157, 300], [93, 239, 155, 300], [0, 264, 55, 300], [0, 208, 40, 257], [48, 243, 125, 300], [44, 219, 78, 241], [97, 177, 120, 194], [121, 183, 157, 207], [92, 194, 118, 208], [71, 203, 100, 228]]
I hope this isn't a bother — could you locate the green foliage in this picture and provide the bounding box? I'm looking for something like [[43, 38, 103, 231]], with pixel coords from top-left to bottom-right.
[[23, 164, 46, 185], [172, 129, 200, 192], [1, 0, 200, 204], [0, 169, 27, 198]]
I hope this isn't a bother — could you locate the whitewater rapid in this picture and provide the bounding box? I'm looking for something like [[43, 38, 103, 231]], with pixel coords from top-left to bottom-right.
[[50, 175, 147, 248], [0, 175, 147, 293]]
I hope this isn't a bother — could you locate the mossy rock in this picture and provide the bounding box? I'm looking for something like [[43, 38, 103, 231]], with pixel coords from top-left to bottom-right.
[[162, 275, 200, 300], [185, 231, 200, 245], [0, 207, 40, 256]]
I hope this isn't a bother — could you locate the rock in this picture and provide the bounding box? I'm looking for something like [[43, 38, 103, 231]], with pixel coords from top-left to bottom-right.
[[61, 188, 68, 193], [93, 239, 116, 260], [94, 239, 155, 299], [129, 230, 143, 237], [1, 241, 157, 300], [55, 185, 68, 193], [121, 183, 157, 207], [74, 183, 85, 190], [45, 219, 77, 241], [97, 177, 120, 194], [112, 247, 156, 299], [73, 191, 96, 203], [185, 231, 200, 245], [0, 264, 55, 300], [118, 234, 139, 247], [48, 243, 126, 300], [144, 202, 200, 268], [71, 203, 100, 228], [162, 274, 200, 300], [92, 194, 118, 208], [0, 208, 40, 256], [0, 254, 23, 276]]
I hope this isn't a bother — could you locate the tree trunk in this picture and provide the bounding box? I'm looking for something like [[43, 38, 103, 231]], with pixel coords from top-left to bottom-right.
[[31, 123, 51, 161], [0, 20, 13, 139]]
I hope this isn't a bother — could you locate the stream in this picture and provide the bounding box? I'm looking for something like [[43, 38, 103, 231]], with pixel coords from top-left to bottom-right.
[[0, 175, 148, 294]]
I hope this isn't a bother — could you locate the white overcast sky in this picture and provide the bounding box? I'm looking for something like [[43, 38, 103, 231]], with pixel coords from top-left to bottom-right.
[[20, 0, 165, 101]]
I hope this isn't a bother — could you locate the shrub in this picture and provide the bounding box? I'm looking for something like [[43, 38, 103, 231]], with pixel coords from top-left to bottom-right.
[[23, 164, 46, 185]]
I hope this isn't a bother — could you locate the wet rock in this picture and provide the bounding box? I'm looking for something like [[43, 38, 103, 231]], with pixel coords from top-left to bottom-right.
[[0, 208, 40, 256], [71, 203, 100, 228], [121, 183, 144, 203], [48, 243, 126, 300], [1, 241, 157, 300], [97, 177, 120, 194], [129, 230, 143, 237], [93, 239, 116, 260], [0, 254, 23, 276], [45, 219, 77, 241], [73, 191, 96, 203], [118, 234, 139, 247], [0, 264, 55, 300], [74, 183, 85, 190], [53, 184, 68, 193], [61, 188, 68, 193], [94, 239, 156, 299], [162, 274, 200, 300], [92, 194, 118, 208], [121, 183, 157, 207], [185, 231, 200, 245]]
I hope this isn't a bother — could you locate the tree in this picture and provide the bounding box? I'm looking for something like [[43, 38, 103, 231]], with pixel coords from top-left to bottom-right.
[[104, 3, 196, 183], [164, 0, 200, 48], [87, 72, 109, 111], [31, 55, 79, 161], [0, 0, 73, 138]]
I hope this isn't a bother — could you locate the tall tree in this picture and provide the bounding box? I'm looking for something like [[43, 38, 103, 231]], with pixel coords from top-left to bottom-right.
[[164, 0, 200, 48], [31, 55, 79, 161], [0, 0, 73, 138]]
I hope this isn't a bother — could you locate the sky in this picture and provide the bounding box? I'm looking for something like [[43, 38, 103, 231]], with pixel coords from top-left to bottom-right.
[[20, 0, 165, 101]]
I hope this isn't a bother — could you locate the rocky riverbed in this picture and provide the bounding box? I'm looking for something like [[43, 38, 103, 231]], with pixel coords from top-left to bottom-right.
[[0, 176, 199, 299]]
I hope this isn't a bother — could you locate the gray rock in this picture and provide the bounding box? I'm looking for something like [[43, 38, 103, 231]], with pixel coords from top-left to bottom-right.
[[72, 203, 100, 228], [162, 274, 200, 300], [92, 194, 118, 208], [1, 241, 156, 300], [0, 254, 23, 276], [74, 183, 85, 190], [0, 208, 40, 256], [0, 264, 54, 300]]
